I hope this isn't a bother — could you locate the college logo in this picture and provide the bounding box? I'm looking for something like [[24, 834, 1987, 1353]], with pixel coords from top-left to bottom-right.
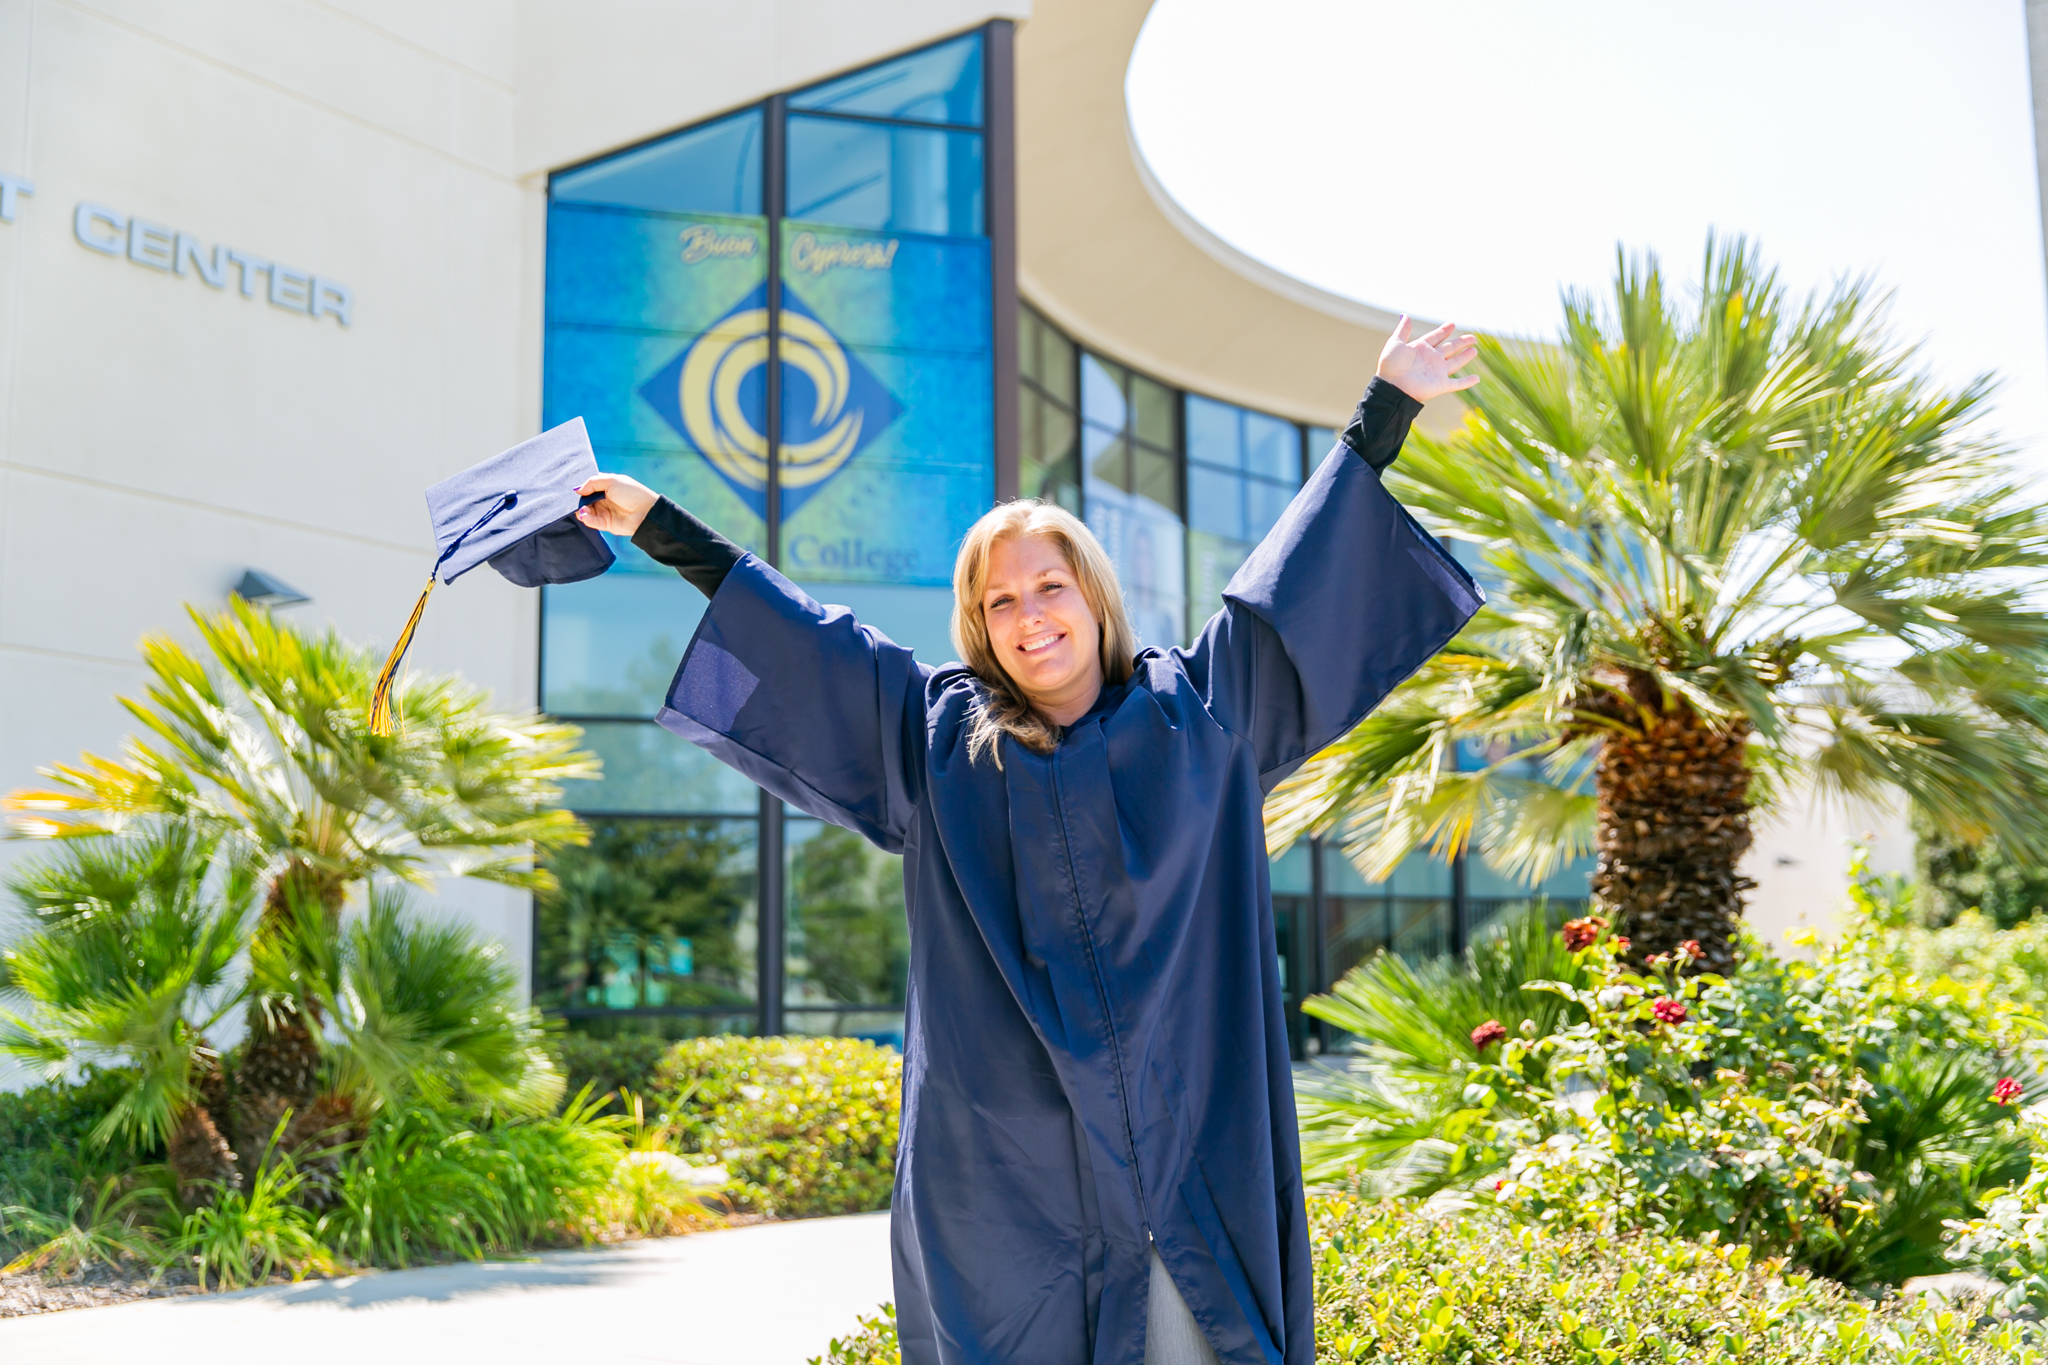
[[639, 284, 900, 518]]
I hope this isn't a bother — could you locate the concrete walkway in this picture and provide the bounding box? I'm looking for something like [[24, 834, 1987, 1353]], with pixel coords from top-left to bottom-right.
[[0, 1212, 894, 1365]]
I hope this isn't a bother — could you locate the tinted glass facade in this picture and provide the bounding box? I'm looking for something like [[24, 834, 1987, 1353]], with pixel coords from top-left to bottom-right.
[[537, 29, 998, 1047], [534, 28, 1590, 1055]]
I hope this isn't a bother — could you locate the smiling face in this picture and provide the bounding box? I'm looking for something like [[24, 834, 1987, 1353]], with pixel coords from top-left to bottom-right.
[[980, 532, 1106, 726]]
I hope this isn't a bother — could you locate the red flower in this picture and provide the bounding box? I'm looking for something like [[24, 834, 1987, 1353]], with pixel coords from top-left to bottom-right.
[[1993, 1077, 2024, 1106], [1470, 1020, 1509, 1051], [1651, 998, 1688, 1025], [1561, 916, 1608, 951], [1679, 940, 1704, 961], [1612, 936, 1632, 954], [1493, 1178, 1507, 1192]]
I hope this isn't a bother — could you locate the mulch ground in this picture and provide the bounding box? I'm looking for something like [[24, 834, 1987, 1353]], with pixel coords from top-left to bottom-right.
[[0, 1261, 207, 1318]]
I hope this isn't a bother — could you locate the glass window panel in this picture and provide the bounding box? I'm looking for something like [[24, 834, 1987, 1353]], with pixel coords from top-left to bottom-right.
[[534, 817, 758, 1013], [1393, 901, 1452, 960], [793, 582, 956, 661], [1081, 355, 1127, 431], [1389, 852, 1454, 897], [1186, 530, 1252, 638], [1020, 382, 1044, 463], [568, 720, 761, 816], [552, 109, 764, 215], [1019, 309, 1044, 388], [1185, 394, 1240, 472], [1535, 854, 1597, 902], [785, 817, 909, 1016], [1130, 374, 1176, 450], [1466, 856, 1535, 900], [1270, 842, 1312, 895], [1323, 896, 1392, 984], [1321, 843, 1376, 897], [558, 1014, 754, 1040], [1084, 478, 1186, 649], [1086, 428, 1129, 491], [1038, 321, 1077, 406], [786, 116, 983, 236], [1132, 444, 1180, 516], [1038, 397, 1077, 471], [1187, 464, 1243, 540], [789, 32, 984, 126], [783, 1010, 905, 1051], [1307, 426, 1337, 465], [1244, 477, 1298, 543], [543, 572, 705, 717], [1242, 412, 1299, 484]]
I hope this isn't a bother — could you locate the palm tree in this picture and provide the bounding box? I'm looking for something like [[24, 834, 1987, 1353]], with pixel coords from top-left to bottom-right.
[[1, 827, 565, 1204], [0, 828, 253, 1204], [4, 597, 595, 1177], [1267, 239, 2048, 969]]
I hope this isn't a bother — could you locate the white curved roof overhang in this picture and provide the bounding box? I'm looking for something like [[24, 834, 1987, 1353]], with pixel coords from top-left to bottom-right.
[[1015, 0, 1458, 431]]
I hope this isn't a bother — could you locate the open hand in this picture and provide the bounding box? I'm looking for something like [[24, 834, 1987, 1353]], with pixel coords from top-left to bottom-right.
[[1377, 316, 1480, 403], [574, 472, 657, 537]]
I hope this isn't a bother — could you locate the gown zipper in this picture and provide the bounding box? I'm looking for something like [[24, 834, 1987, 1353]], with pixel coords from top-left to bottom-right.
[[1051, 742, 1153, 1239]]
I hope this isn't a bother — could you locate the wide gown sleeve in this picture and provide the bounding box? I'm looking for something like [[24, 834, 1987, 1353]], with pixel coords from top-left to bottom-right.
[[1176, 378, 1483, 793], [655, 554, 927, 854]]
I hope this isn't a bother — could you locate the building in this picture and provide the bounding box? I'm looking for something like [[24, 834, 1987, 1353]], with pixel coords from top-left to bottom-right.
[[0, 0, 1603, 1067]]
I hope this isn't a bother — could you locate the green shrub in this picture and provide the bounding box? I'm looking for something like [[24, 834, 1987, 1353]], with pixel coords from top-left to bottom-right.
[[556, 1031, 673, 1112], [654, 1036, 899, 1216], [2, 1172, 167, 1275], [813, 1304, 899, 1365], [172, 1158, 331, 1290], [1875, 910, 2048, 1019], [1915, 810, 2048, 929], [1485, 935, 1872, 1264], [0, 1069, 143, 1262], [1947, 1099, 2048, 1316], [1297, 907, 1593, 1194], [818, 1201, 2041, 1364], [1301, 885, 2037, 1290], [1307, 1200, 2037, 1363], [319, 1092, 624, 1267]]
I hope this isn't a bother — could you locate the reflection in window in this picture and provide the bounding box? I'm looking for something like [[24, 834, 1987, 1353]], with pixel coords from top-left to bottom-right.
[[535, 818, 758, 1014], [1080, 353, 1185, 647], [786, 117, 983, 235], [1184, 393, 1305, 638], [789, 31, 984, 126], [1019, 305, 1080, 512], [1320, 841, 1455, 983], [565, 721, 760, 818], [553, 109, 763, 215], [785, 818, 908, 1040], [542, 569, 704, 718]]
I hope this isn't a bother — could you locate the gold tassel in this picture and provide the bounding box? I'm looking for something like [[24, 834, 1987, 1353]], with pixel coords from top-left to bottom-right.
[[369, 573, 437, 736]]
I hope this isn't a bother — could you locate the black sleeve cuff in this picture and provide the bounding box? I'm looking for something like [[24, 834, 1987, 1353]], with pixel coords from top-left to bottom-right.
[[631, 496, 746, 599], [1337, 376, 1424, 472]]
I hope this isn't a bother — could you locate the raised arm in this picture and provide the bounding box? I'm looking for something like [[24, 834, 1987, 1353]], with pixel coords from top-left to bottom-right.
[[1176, 318, 1484, 790], [576, 475, 926, 853]]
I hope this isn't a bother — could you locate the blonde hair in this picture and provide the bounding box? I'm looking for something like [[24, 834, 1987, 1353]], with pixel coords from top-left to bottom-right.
[[951, 500, 1138, 766]]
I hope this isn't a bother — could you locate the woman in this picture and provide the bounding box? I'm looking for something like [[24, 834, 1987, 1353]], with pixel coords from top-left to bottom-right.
[[575, 319, 1482, 1365]]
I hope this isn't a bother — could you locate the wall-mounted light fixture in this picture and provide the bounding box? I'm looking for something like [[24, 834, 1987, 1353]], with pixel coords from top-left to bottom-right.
[[234, 569, 310, 609]]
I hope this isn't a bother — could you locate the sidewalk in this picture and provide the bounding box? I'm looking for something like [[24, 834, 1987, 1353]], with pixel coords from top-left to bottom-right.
[[0, 1212, 893, 1365]]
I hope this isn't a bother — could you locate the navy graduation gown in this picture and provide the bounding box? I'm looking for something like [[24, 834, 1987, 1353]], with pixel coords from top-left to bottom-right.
[[655, 424, 1481, 1365]]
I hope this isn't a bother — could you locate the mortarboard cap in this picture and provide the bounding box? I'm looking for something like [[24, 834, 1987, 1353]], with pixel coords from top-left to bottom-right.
[[369, 417, 616, 733], [425, 417, 615, 587]]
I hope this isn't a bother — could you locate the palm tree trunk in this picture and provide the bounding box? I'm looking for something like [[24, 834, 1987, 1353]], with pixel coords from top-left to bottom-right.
[[1589, 704, 1755, 972], [167, 1104, 240, 1208], [232, 861, 340, 1162]]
